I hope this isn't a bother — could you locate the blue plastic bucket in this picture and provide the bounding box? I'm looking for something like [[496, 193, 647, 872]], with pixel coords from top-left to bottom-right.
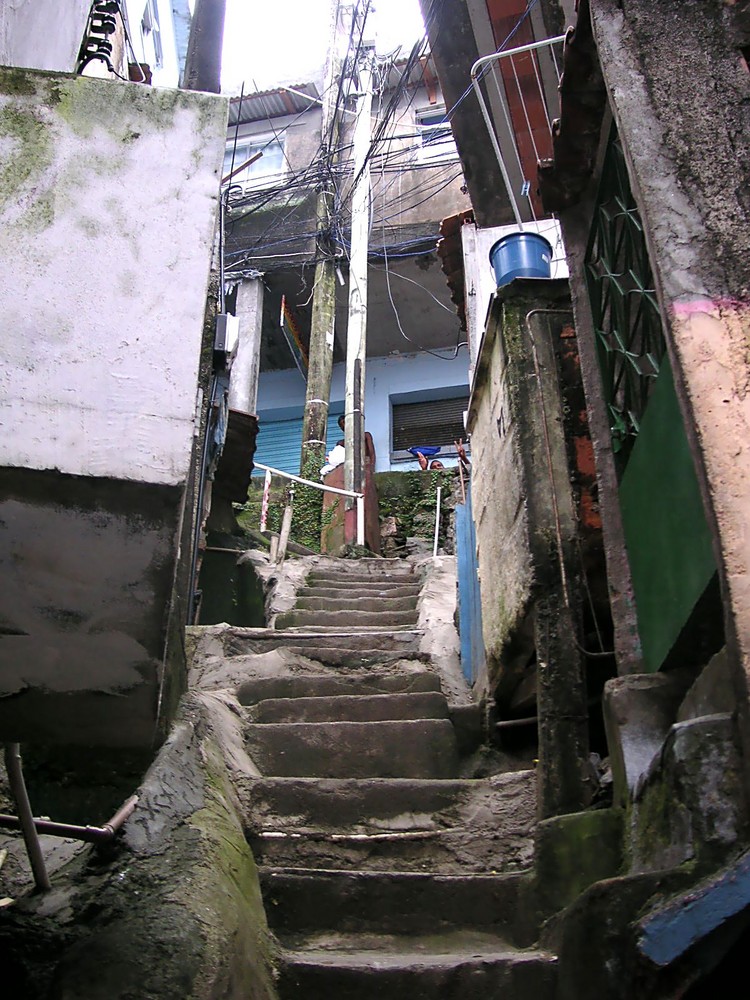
[[489, 232, 553, 287]]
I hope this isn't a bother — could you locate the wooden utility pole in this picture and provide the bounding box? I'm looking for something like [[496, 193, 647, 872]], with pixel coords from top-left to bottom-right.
[[343, 46, 376, 518], [296, 0, 345, 545], [181, 0, 226, 93]]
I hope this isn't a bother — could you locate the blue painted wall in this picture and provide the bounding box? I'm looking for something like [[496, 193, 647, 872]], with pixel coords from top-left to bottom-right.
[[255, 349, 471, 474]]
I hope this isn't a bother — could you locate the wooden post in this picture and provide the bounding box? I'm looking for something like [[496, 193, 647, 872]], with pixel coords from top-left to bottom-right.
[[276, 503, 294, 566]]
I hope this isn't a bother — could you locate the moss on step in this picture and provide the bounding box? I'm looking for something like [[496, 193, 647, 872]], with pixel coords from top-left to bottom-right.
[[534, 807, 624, 915]]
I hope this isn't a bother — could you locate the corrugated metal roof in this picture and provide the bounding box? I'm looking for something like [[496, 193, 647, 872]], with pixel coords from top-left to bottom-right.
[[226, 52, 439, 128], [228, 83, 321, 126]]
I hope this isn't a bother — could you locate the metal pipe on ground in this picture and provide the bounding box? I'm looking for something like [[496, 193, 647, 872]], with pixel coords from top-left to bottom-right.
[[0, 794, 139, 846]]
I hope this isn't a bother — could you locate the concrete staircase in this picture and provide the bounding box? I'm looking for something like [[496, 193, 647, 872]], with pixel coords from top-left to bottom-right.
[[236, 558, 556, 998]]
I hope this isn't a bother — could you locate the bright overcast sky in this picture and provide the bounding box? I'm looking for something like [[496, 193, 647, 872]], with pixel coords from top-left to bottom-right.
[[221, 0, 426, 93]]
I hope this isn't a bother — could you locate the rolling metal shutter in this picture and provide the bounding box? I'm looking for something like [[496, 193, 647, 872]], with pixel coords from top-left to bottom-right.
[[254, 410, 344, 476], [392, 396, 469, 452]]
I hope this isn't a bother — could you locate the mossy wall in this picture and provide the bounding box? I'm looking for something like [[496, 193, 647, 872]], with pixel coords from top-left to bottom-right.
[[376, 469, 459, 555]]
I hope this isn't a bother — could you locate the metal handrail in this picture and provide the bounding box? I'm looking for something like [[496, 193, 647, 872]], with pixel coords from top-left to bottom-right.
[[254, 461, 365, 546], [471, 34, 566, 228]]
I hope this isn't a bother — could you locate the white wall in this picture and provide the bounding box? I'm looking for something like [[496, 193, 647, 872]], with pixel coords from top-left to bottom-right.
[[256, 348, 471, 473], [0, 71, 227, 487], [0, 0, 91, 72]]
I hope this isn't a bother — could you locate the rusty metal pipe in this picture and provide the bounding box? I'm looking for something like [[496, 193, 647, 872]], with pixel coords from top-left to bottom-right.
[[4, 744, 50, 891], [0, 794, 138, 845]]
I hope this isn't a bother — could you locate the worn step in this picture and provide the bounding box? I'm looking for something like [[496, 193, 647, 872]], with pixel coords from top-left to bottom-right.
[[304, 574, 417, 589], [276, 931, 557, 1000], [238, 671, 440, 706], [276, 609, 419, 629], [247, 692, 450, 724], [260, 868, 533, 942], [298, 584, 422, 600], [247, 773, 536, 873], [245, 719, 459, 778], [224, 629, 422, 656], [282, 646, 429, 668], [307, 561, 416, 579], [294, 595, 420, 613], [278, 623, 422, 634]]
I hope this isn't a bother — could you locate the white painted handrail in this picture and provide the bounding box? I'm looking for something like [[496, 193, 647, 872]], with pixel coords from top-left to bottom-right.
[[254, 461, 365, 546]]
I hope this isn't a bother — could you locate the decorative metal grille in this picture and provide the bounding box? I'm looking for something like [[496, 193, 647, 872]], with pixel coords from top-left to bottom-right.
[[585, 126, 666, 467]]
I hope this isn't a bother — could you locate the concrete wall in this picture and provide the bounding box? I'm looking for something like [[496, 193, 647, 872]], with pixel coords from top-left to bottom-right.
[[256, 349, 471, 473], [0, 1, 90, 73], [0, 69, 227, 746], [466, 280, 577, 704]]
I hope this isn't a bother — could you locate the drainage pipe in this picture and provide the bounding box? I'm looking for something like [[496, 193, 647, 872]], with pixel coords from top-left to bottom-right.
[[4, 744, 50, 891], [0, 794, 139, 846]]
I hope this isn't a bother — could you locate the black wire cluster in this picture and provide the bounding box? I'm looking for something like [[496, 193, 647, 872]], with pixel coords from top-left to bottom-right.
[[223, 0, 541, 358]]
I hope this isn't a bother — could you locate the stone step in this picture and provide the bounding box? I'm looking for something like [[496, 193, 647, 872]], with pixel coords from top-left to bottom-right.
[[225, 629, 423, 656], [237, 671, 441, 706], [278, 624, 422, 634], [307, 562, 416, 580], [275, 609, 419, 629], [294, 595, 420, 613], [247, 773, 536, 874], [260, 868, 533, 942], [245, 719, 459, 778], [305, 574, 418, 589], [298, 584, 422, 600], [276, 931, 557, 1000], [247, 691, 450, 724], [282, 647, 429, 668]]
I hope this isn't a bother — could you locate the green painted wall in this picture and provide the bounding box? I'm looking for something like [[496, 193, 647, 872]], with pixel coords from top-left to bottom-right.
[[619, 355, 716, 671]]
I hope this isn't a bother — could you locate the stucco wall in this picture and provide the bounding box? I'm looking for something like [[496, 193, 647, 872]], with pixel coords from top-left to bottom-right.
[[0, 1, 90, 74], [255, 349, 471, 473], [0, 69, 226, 487]]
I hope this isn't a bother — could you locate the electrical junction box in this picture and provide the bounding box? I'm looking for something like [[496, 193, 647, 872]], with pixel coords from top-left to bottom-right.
[[214, 313, 239, 363]]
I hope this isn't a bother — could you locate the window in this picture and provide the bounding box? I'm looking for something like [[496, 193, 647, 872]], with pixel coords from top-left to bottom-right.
[[141, 0, 162, 68], [391, 395, 469, 454], [416, 106, 456, 161], [223, 134, 286, 193]]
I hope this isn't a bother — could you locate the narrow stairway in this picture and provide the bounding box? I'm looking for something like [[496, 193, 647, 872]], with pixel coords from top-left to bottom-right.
[[235, 557, 556, 999]]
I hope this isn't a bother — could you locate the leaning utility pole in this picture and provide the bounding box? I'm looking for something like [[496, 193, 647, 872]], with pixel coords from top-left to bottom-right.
[[343, 43, 376, 528], [296, 0, 345, 545], [181, 0, 226, 93]]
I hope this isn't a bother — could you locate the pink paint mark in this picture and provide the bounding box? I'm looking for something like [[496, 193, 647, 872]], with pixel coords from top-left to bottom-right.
[[672, 297, 750, 317]]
